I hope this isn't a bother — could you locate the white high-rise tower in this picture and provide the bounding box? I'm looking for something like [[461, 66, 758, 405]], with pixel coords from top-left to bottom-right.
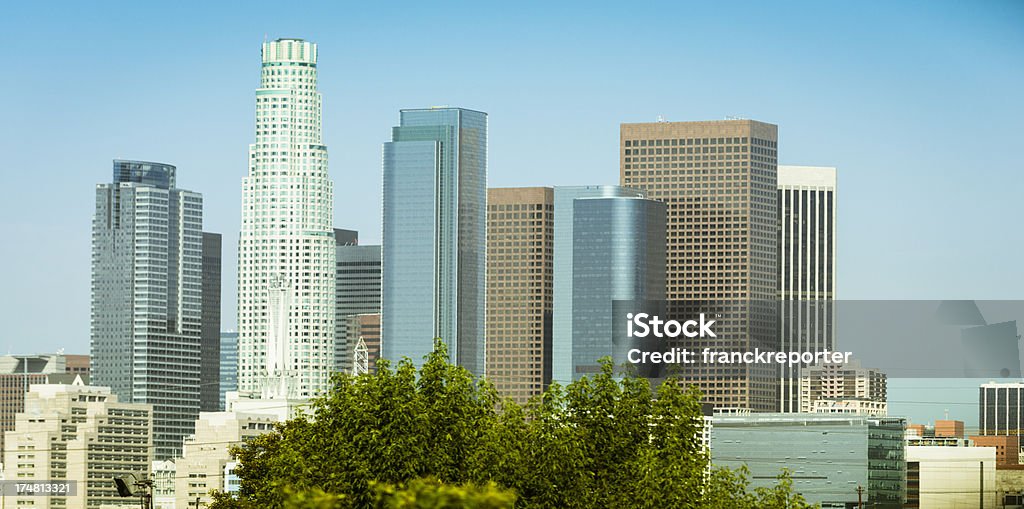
[[238, 38, 335, 399]]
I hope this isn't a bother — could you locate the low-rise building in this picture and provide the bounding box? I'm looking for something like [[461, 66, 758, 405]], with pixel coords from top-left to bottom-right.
[[971, 435, 1020, 466], [812, 398, 887, 416], [934, 419, 965, 438], [174, 411, 278, 508], [0, 353, 90, 454], [905, 444, 997, 509], [152, 459, 177, 509], [711, 413, 905, 509], [3, 381, 152, 508], [172, 393, 307, 509]]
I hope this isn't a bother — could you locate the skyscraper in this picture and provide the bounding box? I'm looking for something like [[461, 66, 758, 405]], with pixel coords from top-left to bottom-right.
[[778, 165, 837, 412], [620, 120, 779, 411], [381, 107, 487, 374], [201, 231, 222, 412], [571, 196, 667, 379], [219, 331, 238, 410], [552, 186, 645, 385], [335, 243, 382, 373], [237, 38, 335, 399], [486, 187, 554, 403], [92, 159, 202, 459]]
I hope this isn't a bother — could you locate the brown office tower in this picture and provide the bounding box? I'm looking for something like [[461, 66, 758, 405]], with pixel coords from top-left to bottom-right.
[[620, 119, 779, 411], [486, 187, 554, 405]]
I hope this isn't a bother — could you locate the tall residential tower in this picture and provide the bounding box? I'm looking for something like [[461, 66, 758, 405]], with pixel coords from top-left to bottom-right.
[[381, 107, 487, 375], [237, 39, 335, 399]]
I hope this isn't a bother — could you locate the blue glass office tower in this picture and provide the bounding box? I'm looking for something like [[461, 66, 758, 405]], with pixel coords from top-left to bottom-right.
[[552, 186, 646, 383], [570, 196, 666, 379], [381, 107, 487, 375]]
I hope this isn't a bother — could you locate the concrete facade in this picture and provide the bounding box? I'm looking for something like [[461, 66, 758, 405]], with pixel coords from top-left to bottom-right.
[[3, 382, 153, 508]]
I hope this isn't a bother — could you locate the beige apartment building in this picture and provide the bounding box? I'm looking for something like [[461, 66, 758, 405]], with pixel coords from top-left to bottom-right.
[[3, 381, 152, 508], [486, 187, 554, 405], [799, 359, 887, 414], [620, 119, 779, 411], [174, 411, 278, 508], [0, 353, 90, 455]]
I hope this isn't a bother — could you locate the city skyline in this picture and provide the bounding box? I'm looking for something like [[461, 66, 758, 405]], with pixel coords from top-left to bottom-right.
[[3, 2, 1020, 358], [0, 2, 1021, 429]]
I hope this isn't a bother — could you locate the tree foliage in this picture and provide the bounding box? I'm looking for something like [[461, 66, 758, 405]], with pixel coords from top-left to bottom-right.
[[208, 339, 815, 509]]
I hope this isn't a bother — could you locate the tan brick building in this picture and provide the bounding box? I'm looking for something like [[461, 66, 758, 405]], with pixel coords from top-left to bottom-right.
[[620, 119, 779, 411], [486, 187, 554, 404]]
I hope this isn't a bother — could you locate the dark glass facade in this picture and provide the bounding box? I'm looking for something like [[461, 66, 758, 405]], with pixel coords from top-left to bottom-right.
[[200, 232, 222, 412], [113, 159, 176, 189], [980, 383, 1024, 435]]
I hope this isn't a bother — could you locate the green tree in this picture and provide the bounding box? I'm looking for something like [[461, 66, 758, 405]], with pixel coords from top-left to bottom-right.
[[208, 339, 813, 509], [371, 478, 515, 509], [702, 466, 816, 509]]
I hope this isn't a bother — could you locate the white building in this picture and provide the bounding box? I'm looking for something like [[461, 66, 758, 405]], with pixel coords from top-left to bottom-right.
[[172, 392, 306, 508], [906, 445, 997, 508], [174, 410, 281, 508], [800, 359, 887, 413], [777, 165, 837, 413], [812, 398, 888, 416], [3, 382, 152, 508], [237, 38, 335, 400], [152, 459, 176, 509]]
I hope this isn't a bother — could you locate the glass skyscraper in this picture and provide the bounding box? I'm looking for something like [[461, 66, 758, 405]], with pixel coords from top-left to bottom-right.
[[551, 186, 645, 384], [570, 196, 666, 379], [237, 39, 335, 399], [381, 107, 487, 375], [201, 232, 222, 412], [91, 159, 202, 460]]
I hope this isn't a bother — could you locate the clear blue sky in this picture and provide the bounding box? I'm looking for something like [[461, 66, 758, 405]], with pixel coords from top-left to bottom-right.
[[0, 1, 1021, 424]]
